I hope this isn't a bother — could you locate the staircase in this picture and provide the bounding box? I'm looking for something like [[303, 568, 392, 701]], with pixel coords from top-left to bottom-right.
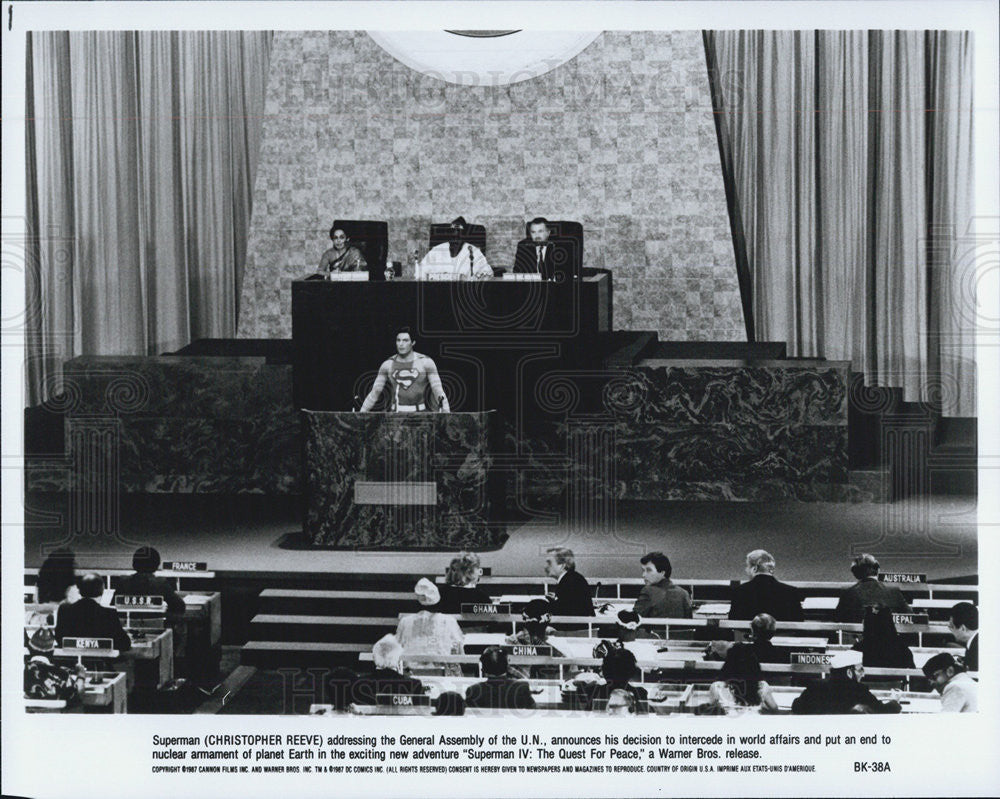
[[240, 587, 423, 668]]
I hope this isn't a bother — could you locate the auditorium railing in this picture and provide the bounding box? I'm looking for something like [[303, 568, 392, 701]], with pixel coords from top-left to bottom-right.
[[401, 677, 943, 715], [440, 576, 978, 601], [424, 613, 954, 646], [359, 651, 958, 690], [24, 566, 216, 591]]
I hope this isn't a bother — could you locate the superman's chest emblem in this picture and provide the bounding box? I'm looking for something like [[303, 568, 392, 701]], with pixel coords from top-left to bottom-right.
[[393, 368, 419, 389]]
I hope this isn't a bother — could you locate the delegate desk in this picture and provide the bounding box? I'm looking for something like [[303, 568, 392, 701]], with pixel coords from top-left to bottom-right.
[[25, 671, 128, 714], [180, 591, 223, 680], [292, 274, 611, 414]]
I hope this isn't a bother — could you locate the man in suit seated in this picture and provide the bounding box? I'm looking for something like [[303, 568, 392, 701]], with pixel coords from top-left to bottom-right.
[[791, 650, 901, 715], [544, 547, 595, 619], [948, 602, 978, 671], [350, 634, 425, 705], [513, 218, 574, 281], [465, 647, 536, 710], [416, 216, 492, 280], [118, 546, 186, 616], [633, 551, 692, 618], [54, 573, 131, 653], [834, 553, 912, 622], [728, 549, 804, 622]]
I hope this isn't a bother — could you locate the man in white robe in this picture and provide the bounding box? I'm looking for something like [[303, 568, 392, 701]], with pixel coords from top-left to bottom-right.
[[415, 216, 493, 280]]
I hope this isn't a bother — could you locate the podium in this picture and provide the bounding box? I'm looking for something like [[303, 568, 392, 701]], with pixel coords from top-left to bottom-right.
[[303, 410, 506, 549]]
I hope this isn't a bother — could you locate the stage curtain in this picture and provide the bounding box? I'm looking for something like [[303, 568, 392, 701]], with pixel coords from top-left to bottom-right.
[[24, 31, 272, 405], [706, 30, 975, 416]]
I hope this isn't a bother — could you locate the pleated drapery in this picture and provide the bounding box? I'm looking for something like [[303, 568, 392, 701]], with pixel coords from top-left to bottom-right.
[[707, 30, 975, 416], [25, 31, 272, 405]]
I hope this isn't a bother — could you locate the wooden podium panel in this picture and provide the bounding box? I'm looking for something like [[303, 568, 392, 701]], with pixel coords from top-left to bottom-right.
[[303, 410, 506, 549]]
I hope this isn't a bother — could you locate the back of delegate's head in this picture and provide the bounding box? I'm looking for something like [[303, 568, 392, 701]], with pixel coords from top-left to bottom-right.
[[445, 551, 481, 587], [546, 547, 576, 572], [132, 546, 161, 574], [372, 634, 404, 670], [922, 651, 964, 679], [950, 602, 978, 631], [601, 647, 638, 684], [79, 573, 104, 599], [850, 553, 880, 580], [480, 646, 509, 678], [434, 691, 466, 716], [522, 599, 552, 626], [750, 613, 776, 642], [640, 551, 672, 579], [37, 549, 78, 602], [745, 549, 775, 575]]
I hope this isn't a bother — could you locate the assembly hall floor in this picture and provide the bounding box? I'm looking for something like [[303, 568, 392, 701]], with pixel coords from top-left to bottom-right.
[[23, 494, 978, 583]]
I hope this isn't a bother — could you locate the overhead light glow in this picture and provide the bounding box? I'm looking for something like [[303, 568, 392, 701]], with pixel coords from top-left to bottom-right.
[[367, 30, 602, 86]]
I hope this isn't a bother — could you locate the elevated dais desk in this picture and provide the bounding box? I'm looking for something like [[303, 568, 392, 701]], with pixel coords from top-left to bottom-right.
[[292, 274, 611, 413]]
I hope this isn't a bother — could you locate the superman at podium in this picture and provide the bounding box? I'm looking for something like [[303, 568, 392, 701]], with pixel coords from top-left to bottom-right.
[[358, 326, 451, 413]]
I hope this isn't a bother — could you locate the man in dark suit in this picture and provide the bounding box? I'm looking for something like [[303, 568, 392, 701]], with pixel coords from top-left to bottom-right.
[[833, 553, 912, 622], [544, 547, 595, 618], [728, 549, 804, 622], [350, 634, 425, 705], [948, 602, 978, 671], [513, 218, 574, 281], [464, 648, 535, 710], [54, 573, 131, 653], [118, 546, 186, 616], [791, 650, 902, 715]]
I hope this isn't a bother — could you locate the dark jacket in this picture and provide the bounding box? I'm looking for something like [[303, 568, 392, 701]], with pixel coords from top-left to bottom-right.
[[728, 574, 804, 622], [434, 584, 494, 614], [834, 578, 912, 623], [633, 580, 692, 618], [117, 572, 186, 616], [513, 238, 575, 281], [54, 598, 131, 653], [550, 570, 595, 618], [749, 639, 788, 664], [465, 677, 536, 710], [791, 676, 901, 715], [965, 634, 979, 671], [349, 668, 425, 705]]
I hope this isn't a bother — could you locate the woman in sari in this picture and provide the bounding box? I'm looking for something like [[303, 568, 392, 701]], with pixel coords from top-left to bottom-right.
[[319, 227, 367, 273]]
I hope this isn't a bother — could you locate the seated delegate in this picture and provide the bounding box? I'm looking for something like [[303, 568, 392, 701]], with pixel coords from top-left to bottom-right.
[[54, 573, 132, 654], [465, 647, 536, 710], [415, 217, 492, 280]]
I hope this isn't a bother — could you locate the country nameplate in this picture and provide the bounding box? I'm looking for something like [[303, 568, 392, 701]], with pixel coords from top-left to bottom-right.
[[163, 561, 208, 572], [114, 595, 165, 608], [62, 637, 114, 650], [791, 652, 833, 666], [375, 693, 431, 707], [501, 644, 554, 657], [462, 603, 512, 616], [892, 612, 930, 625], [880, 573, 926, 583]]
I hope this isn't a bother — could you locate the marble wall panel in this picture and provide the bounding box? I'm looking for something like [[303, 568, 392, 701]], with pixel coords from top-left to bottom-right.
[[48, 356, 850, 504], [62, 357, 300, 494], [239, 31, 744, 342]]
